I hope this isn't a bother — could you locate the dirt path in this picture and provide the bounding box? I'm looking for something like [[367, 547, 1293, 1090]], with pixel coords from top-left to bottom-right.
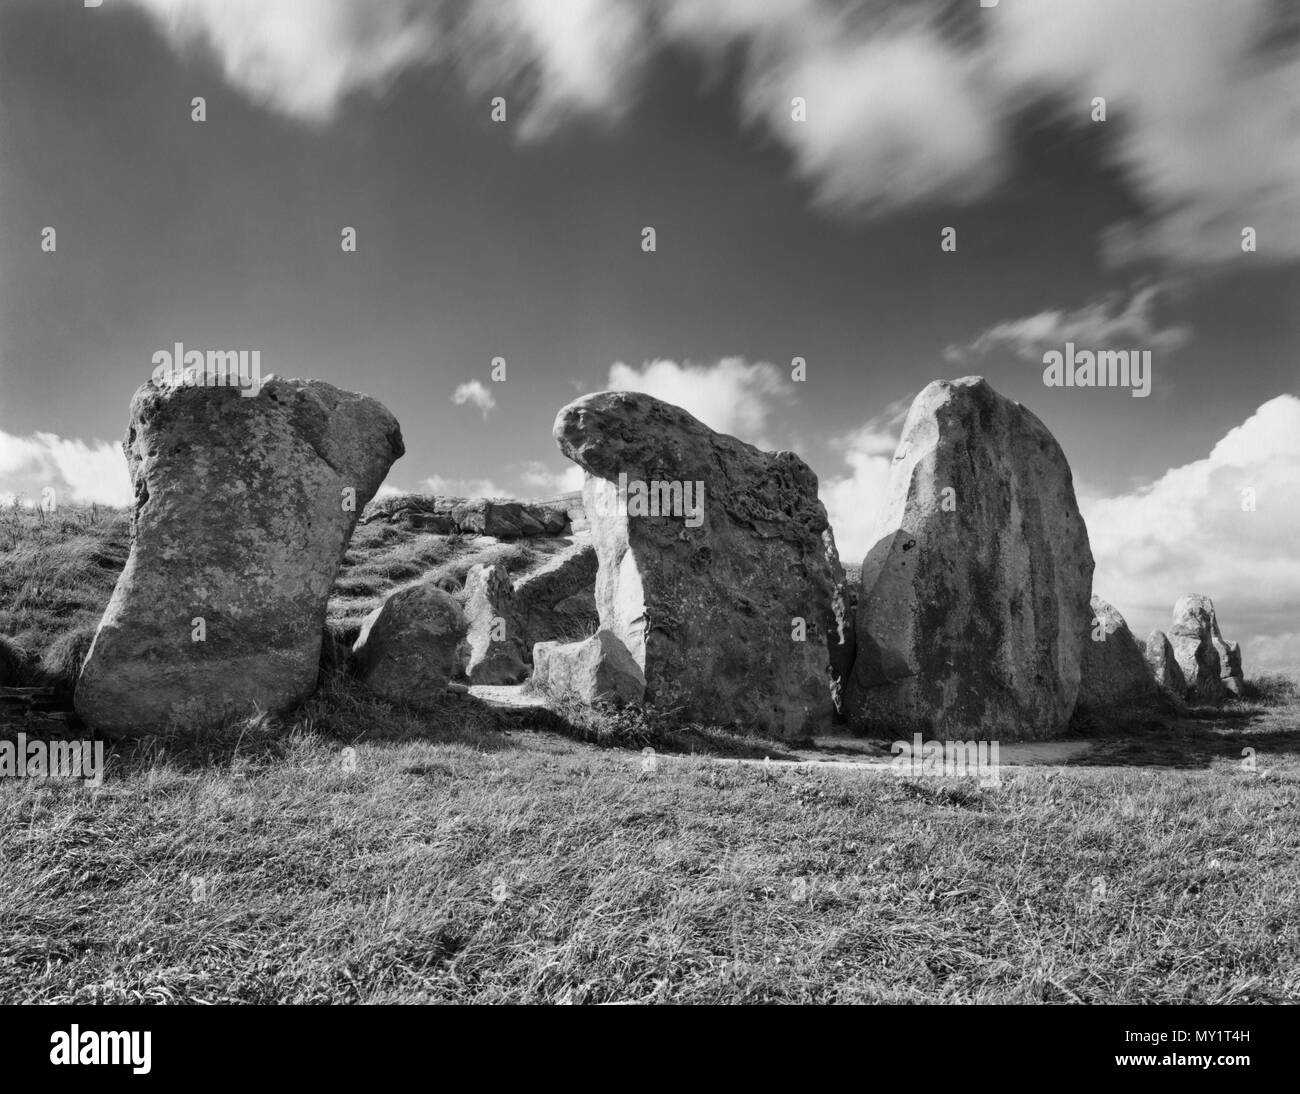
[[470, 684, 549, 710]]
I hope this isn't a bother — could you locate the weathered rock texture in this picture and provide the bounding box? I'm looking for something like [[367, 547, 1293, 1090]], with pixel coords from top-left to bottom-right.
[[512, 541, 600, 660], [846, 377, 1094, 740], [530, 629, 645, 706], [1144, 630, 1188, 696], [352, 580, 467, 707], [553, 391, 851, 738], [1169, 594, 1242, 701], [1078, 595, 1160, 710], [461, 563, 528, 684], [361, 493, 577, 538], [76, 378, 403, 736]]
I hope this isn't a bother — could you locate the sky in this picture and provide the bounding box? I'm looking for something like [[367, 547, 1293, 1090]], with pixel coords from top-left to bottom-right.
[[1, 0, 1298, 673]]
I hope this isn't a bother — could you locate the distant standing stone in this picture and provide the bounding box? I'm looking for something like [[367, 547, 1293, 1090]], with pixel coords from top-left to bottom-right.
[[1169, 594, 1242, 701], [1144, 630, 1188, 696], [1078, 595, 1160, 710], [462, 563, 528, 685]]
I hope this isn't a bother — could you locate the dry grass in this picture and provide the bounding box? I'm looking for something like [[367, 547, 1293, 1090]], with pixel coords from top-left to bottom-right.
[[0, 505, 130, 689], [328, 521, 569, 632], [1, 681, 1296, 1003]]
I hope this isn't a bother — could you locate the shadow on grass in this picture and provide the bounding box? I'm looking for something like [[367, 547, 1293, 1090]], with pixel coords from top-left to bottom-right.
[[1067, 702, 1300, 769], [0, 674, 526, 780], [502, 695, 803, 761]]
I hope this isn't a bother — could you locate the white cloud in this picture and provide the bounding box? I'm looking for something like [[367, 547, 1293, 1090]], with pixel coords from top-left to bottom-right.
[[946, 283, 1192, 364], [519, 460, 585, 495], [1082, 395, 1300, 677], [605, 357, 792, 446], [451, 379, 496, 419], [817, 396, 912, 565], [125, 0, 1300, 267], [736, 26, 1004, 215], [421, 474, 505, 499], [467, 0, 650, 138], [0, 429, 133, 507], [127, 0, 443, 124]]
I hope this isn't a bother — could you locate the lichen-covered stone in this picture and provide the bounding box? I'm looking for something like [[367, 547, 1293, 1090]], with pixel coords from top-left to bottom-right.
[[75, 377, 402, 736], [846, 377, 1094, 740], [462, 563, 527, 684], [512, 540, 599, 659], [1144, 630, 1187, 695], [530, 629, 645, 706], [1169, 594, 1243, 701], [553, 391, 851, 738], [353, 580, 467, 707], [1078, 595, 1159, 710]]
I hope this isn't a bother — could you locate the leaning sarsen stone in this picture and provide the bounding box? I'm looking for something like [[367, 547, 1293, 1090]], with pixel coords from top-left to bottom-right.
[[75, 377, 403, 736], [553, 391, 853, 738]]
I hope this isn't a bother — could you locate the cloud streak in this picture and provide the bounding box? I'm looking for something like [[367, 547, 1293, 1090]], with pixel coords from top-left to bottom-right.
[[124, 0, 1300, 267], [946, 283, 1192, 365]]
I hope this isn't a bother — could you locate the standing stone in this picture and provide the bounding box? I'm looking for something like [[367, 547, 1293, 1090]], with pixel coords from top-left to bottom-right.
[[462, 563, 527, 684], [1169, 594, 1242, 701], [530, 629, 645, 706], [1144, 630, 1187, 695], [1078, 595, 1159, 710], [352, 580, 467, 707], [846, 377, 1094, 740], [75, 377, 403, 736], [512, 540, 599, 659], [553, 391, 851, 738]]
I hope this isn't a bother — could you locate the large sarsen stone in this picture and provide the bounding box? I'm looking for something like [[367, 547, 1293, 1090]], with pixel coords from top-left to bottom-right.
[[553, 391, 852, 738], [846, 376, 1094, 740], [75, 377, 403, 736]]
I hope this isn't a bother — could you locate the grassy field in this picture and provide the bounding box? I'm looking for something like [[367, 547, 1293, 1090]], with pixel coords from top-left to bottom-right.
[[1, 504, 1297, 1003]]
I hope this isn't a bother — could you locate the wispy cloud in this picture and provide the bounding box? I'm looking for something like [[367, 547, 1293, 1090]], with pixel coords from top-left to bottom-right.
[[945, 283, 1192, 365], [519, 460, 585, 495], [451, 379, 497, 419], [125, 0, 1300, 267]]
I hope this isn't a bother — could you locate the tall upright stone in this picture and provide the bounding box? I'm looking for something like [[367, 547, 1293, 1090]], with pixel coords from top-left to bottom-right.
[[553, 391, 852, 738], [75, 377, 403, 736], [846, 376, 1094, 740]]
